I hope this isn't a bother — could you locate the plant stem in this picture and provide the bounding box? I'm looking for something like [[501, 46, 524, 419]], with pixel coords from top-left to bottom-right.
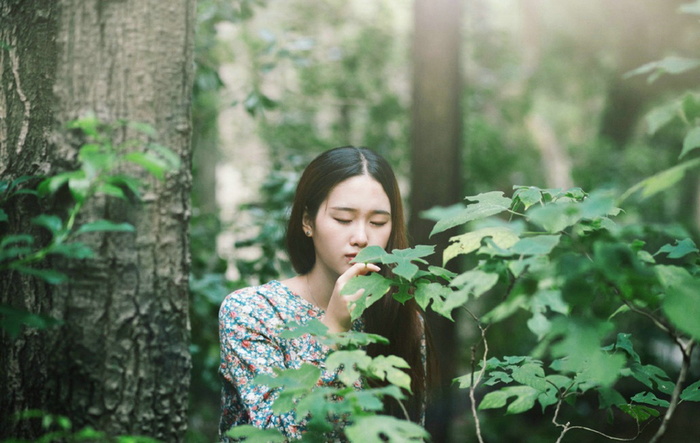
[[649, 340, 695, 443]]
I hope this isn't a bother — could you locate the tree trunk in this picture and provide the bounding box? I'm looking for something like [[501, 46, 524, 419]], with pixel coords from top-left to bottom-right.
[[410, 0, 463, 440], [0, 1, 195, 440]]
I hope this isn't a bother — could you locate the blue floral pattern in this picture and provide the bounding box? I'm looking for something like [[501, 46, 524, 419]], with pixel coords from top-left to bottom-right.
[[218, 280, 357, 440]]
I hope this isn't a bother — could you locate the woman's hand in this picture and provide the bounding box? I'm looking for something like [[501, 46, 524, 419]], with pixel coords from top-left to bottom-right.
[[322, 262, 380, 333]]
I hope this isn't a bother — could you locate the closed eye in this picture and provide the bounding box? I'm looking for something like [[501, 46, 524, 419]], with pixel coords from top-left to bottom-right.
[[370, 221, 388, 227], [334, 218, 352, 224]]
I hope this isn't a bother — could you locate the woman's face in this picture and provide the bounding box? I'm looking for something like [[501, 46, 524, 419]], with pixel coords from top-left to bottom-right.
[[305, 174, 392, 279]]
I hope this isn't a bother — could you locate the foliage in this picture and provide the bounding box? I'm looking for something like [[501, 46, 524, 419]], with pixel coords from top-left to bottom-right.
[[226, 320, 429, 442], [2, 410, 161, 443], [0, 114, 180, 336]]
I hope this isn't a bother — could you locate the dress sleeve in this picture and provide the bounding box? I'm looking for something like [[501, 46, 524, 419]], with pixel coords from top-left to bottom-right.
[[219, 293, 306, 439]]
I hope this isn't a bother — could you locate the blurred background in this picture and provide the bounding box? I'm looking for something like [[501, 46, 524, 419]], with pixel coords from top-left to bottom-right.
[[187, 0, 700, 441]]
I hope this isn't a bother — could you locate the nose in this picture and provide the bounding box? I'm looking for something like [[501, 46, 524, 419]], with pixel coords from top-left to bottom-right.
[[350, 224, 368, 248]]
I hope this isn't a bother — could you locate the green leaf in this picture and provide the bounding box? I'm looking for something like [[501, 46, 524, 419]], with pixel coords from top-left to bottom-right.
[[631, 392, 670, 408], [618, 404, 660, 422], [620, 158, 700, 202], [613, 333, 640, 364], [345, 416, 429, 442], [147, 143, 181, 170], [127, 121, 157, 137], [430, 191, 512, 237], [0, 305, 63, 339], [123, 151, 170, 180], [512, 362, 547, 392], [512, 186, 542, 210], [444, 227, 519, 265], [10, 265, 68, 284], [96, 183, 127, 199], [325, 350, 372, 387], [680, 379, 700, 402], [254, 363, 321, 391], [680, 126, 700, 159], [1, 234, 34, 249], [66, 114, 101, 137], [598, 387, 627, 409], [68, 176, 91, 203], [381, 245, 435, 281], [368, 355, 412, 392], [450, 269, 499, 297], [0, 208, 7, 222], [655, 238, 698, 259], [225, 425, 286, 442], [74, 220, 135, 236], [624, 56, 700, 83], [341, 273, 393, 321], [645, 100, 680, 135], [48, 242, 94, 259], [414, 281, 453, 312], [36, 171, 81, 196], [510, 235, 561, 256], [352, 245, 388, 263], [31, 214, 63, 234], [662, 273, 700, 340], [478, 385, 540, 414], [630, 363, 675, 395]]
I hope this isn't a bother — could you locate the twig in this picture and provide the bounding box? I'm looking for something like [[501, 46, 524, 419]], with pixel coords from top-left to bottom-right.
[[463, 306, 488, 443], [552, 384, 640, 442], [649, 340, 695, 443]]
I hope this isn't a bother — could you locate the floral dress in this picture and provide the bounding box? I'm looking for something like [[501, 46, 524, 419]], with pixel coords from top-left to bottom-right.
[[218, 280, 360, 440]]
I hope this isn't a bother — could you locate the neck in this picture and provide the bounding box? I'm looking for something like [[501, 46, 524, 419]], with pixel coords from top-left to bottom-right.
[[302, 266, 337, 310]]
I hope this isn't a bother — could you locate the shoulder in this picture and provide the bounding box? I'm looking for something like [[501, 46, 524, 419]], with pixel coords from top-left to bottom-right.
[[220, 281, 289, 315]]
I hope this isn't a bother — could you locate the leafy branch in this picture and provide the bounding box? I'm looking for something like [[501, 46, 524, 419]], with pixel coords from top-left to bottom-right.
[[0, 115, 180, 338]]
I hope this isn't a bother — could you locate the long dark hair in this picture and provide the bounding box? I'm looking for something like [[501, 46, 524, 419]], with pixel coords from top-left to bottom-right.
[[286, 146, 429, 422]]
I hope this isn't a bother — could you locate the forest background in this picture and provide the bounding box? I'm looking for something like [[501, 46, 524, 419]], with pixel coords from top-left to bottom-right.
[[1, 0, 699, 442]]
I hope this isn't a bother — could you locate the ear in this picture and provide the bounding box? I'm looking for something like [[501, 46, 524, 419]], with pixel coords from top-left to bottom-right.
[[302, 209, 314, 234]]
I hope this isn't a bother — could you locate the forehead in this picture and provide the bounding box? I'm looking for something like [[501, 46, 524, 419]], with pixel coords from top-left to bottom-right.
[[324, 175, 391, 211]]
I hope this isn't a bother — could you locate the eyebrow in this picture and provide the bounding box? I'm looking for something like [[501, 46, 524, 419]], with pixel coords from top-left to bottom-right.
[[330, 206, 391, 216]]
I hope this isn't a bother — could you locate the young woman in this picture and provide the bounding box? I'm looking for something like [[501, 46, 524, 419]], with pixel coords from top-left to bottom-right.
[[219, 146, 428, 439]]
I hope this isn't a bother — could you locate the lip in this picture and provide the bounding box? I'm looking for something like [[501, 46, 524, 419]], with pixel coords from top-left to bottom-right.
[[345, 253, 357, 262]]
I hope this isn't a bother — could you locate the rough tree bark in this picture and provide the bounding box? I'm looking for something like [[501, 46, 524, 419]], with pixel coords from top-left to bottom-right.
[[410, 0, 463, 441], [1, 1, 195, 440]]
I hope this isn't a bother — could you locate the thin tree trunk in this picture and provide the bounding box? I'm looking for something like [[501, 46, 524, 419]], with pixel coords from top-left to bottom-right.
[[1, 1, 195, 440], [410, 0, 463, 440]]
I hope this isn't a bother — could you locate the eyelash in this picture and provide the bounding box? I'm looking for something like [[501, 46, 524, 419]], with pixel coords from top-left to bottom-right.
[[334, 218, 387, 227]]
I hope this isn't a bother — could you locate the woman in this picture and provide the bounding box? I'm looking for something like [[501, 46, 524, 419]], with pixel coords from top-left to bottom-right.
[[219, 146, 428, 439]]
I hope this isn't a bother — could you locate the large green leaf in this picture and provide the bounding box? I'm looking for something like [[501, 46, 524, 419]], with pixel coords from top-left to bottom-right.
[[645, 100, 680, 135], [681, 126, 700, 159], [655, 238, 699, 259], [367, 355, 412, 392], [325, 350, 372, 387], [413, 281, 453, 312], [512, 362, 547, 392], [226, 425, 286, 442], [631, 392, 670, 408], [478, 385, 540, 414], [662, 273, 700, 341], [443, 227, 519, 265], [680, 379, 700, 402], [341, 273, 393, 321], [620, 158, 700, 202], [345, 415, 429, 442], [510, 235, 561, 256], [430, 192, 511, 237]]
